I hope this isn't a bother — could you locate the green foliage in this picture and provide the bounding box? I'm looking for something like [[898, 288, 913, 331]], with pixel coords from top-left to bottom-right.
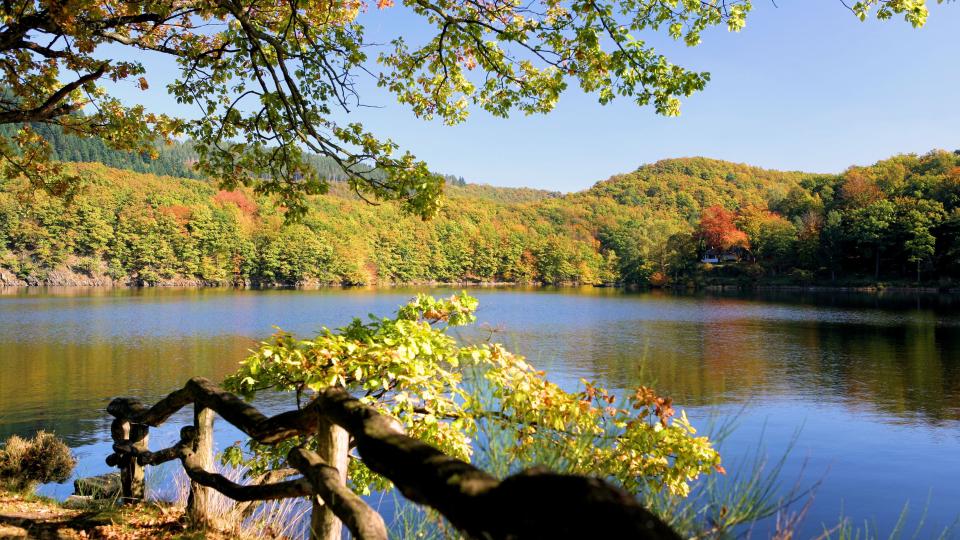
[[0, 0, 941, 217], [0, 161, 617, 286], [0, 431, 76, 493], [3, 150, 960, 287], [223, 293, 722, 498], [256, 225, 339, 285], [648, 151, 960, 284]]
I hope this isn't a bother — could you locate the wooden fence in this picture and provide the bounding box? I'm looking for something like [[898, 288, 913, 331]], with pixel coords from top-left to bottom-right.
[[106, 377, 680, 540]]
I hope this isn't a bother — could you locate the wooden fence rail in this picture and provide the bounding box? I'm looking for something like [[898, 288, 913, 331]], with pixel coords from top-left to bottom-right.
[[106, 377, 680, 540]]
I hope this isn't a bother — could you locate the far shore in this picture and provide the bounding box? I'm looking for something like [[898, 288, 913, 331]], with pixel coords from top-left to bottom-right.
[[1, 275, 958, 295]]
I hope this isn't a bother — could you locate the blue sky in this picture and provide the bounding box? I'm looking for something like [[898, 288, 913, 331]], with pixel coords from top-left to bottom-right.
[[107, 0, 959, 192]]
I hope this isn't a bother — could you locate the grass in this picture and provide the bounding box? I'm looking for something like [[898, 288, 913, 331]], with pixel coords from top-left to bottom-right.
[[815, 500, 959, 540], [167, 462, 309, 539]]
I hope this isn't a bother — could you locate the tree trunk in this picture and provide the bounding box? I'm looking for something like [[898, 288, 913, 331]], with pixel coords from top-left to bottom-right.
[[311, 417, 350, 540], [188, 406, 215, 527], [874, 249, 881, 280]]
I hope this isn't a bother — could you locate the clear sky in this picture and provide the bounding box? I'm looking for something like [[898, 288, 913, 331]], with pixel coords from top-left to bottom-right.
[[106, 0, 960, 192]]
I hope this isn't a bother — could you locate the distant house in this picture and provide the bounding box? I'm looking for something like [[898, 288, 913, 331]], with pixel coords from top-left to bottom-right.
[[701, 248, 747, 264]]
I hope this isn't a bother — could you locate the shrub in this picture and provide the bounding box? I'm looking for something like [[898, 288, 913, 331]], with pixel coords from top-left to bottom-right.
[[0, 431, 76, 493], [13, 258, 35, 280], [789, 268, 814, 285], [649, 270, 670, 287], [106, 260, 127, 281], [224, 294, 722, 499], [72, 257, 98, 276]]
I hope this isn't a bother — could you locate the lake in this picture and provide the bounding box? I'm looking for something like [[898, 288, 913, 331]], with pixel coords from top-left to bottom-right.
[[1, 287, 958, 537]]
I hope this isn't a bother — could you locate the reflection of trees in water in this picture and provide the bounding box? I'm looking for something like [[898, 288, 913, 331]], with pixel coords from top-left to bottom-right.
[[813, 321, 960, 424], [2, 289, 958, 447], [715, 289, 960, 316], [587, 314, 960, 426], [0, 417, 111, 448], [0, 336, 254, 445]]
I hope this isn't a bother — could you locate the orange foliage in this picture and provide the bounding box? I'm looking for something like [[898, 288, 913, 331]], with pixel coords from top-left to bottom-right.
[[840, 169, 881, 206], [649, 271, 670, 287], [160, 205, 192, 225], [213, 190, 258, 216], [697, 205, 750, 251]]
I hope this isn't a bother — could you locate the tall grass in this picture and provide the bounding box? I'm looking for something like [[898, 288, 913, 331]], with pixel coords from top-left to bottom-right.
[[0, 431, 75, 493], [815, 499, 958, 540], [166, 463, 310, 539]]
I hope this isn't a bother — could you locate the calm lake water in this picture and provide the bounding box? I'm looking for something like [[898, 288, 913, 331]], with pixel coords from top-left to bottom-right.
[[1, 287, 958, 537]]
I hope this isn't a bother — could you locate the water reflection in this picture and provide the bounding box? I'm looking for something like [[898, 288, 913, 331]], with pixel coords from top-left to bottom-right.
[[464, 290, 960, 425], [0, 287, 958, 536], [4, 286, 957, 442], [0, 336, 254, 445]]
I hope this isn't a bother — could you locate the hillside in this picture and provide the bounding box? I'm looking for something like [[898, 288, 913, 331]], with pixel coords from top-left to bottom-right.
[[1, 148, 958, 288], [0, 122, 468, 187], [588, 157, 814, 216]]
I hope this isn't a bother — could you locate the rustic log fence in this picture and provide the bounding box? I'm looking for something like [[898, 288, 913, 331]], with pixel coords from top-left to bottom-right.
[[106, 377, 680, 540]]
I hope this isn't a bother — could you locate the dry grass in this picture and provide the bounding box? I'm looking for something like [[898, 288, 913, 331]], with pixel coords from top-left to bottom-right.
[[167, 464, 310, 539], [0, 431, 75, 493]]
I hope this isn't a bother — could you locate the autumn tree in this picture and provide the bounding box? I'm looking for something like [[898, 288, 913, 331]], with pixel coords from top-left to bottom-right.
[[0, 0, 945, 215], [841, 168, 883, 208], [737, 206, 797, 273], [821, 210, 844, 281], [696, 205, 749, 258]]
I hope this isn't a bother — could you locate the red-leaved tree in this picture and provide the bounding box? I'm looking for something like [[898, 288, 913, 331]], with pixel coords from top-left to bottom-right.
[[697, 205, 750, 254]]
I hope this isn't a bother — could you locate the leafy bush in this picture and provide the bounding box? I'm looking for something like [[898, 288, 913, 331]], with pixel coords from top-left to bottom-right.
[[224, 293, 722, 498], [789, 268, 814, 285], [72, 257, 98, 276], [0, 431, 76, 492]]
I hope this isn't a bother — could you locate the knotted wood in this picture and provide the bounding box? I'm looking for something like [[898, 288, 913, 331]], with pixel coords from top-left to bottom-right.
[[289, 448, 387, 540], [187, 404, 215, 526], [176, 427, 314, 502], [107, 377, 682, 540], [110, 418, 148, 502], [313, 387, 681, 540], [310, 416, 350, 540], [108, 378, 317, 443]]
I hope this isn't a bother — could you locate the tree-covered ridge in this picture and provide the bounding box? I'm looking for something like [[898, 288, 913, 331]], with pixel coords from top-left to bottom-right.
[[589, 157, 814, 217], [0, 123, 202, 179], [0, 122, 474, 190], [0, 161, 605, 286], [1, 150, 958, 288]]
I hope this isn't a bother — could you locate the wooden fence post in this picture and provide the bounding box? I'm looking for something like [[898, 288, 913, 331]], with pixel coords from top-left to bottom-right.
[[310, 416, 350, 540], [128, 423, 149, 500], [187, 404, 215, 526], [111, 418, 148, 502]]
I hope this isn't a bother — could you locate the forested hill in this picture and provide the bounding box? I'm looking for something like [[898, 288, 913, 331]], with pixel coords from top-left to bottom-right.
[[0, 122, 469, 187], [588, 157, 814, 214], [1, 143, 958, 288]]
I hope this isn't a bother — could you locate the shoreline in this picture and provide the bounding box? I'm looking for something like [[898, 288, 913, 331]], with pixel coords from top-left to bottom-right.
[[1, 278, 958, 295], [704, 284, 960, 294]]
